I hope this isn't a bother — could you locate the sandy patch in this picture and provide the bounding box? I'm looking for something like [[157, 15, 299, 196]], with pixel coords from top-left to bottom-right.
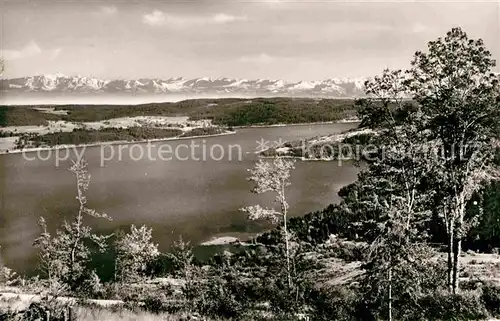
[[306, 128, 375, 146], [338, 117, 361, 123], [32, 107, 69, 116], [0, 292, 124, 310], [201, 236, 239, 246], [0, 121, 78, 135], [275, 147, 290, 154], [0, 137, 19, 153], [83, 116, 204, 131]]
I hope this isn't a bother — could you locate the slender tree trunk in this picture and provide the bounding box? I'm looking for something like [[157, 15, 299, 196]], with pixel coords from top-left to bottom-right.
[[114, 256, 118, 282], [70, 168, 85, 283], [447, 244, 454, 292], [283, 211, 291, 288], [69, 208, 83, 283], [452, 238, 461, 294], [452, 210, 465, 293], [293, 256, 299, 303], [447, 217, 455, 293], [452, 199, 466, 294], [388, 265, 392, 321], [281, 179, 292, 289]]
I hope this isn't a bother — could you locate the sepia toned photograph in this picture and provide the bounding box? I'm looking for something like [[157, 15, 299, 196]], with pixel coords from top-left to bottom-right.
[[0, 0, 500, 320]]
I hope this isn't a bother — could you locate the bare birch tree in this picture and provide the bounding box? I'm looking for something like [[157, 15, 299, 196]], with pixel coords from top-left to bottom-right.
[[34, 159, 112, 292], [241, 157, 295, 287]]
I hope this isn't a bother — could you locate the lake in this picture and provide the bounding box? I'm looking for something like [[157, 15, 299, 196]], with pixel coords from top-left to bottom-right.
[[0, 122, 360, 274]]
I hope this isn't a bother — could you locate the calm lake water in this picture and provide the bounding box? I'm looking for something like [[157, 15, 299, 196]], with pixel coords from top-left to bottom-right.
[[0, 123, 360, 274]]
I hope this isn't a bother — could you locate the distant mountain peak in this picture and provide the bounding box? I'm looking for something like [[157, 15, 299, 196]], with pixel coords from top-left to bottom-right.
[[1, 74, 367, 98]]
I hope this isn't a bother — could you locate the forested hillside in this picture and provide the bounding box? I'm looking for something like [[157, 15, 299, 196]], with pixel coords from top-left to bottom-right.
[[0, 98, 357, 127]]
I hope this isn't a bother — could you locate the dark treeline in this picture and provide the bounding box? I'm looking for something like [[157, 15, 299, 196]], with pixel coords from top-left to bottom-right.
[[0, 98, 357, 128], [14, 127, 184, 149], [13, 126, 229, 149]]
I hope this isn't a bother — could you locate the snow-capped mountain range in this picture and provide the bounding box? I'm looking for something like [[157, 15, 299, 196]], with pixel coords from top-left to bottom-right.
[[1, 74, 367, 98]]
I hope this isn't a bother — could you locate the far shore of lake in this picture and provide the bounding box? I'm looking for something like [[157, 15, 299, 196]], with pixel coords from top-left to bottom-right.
[[230, 118, 360, 129], [0, 118, 360, 156], [0, 130, 237, 156]]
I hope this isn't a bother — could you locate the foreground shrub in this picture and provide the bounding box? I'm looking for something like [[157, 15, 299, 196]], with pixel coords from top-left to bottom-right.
[[195, 276, 247, 319], [114, 225, 160, 282], [323, 236, 366, 262], [481, 282, 500, 317], [78, 270, 105, 299], [0, 266, 18, 286], [0, 298, 71, 321], [308, 285, 364, 321], [308, 287, 489, 321], [412, 290, 488, 321]]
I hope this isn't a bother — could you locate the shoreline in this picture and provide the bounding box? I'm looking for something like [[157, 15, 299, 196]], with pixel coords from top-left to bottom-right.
[[0, 130, 237, 156], [0, 119, 359, 156], [232, 119, 360, 129]]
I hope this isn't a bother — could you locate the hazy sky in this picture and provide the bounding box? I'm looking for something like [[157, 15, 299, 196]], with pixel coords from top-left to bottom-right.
[[1, 0, 499, 81]]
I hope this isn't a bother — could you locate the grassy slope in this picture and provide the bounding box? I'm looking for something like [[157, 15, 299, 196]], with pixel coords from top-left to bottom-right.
[[0, 299, 213, 321], [1, 252, 498, 320]]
